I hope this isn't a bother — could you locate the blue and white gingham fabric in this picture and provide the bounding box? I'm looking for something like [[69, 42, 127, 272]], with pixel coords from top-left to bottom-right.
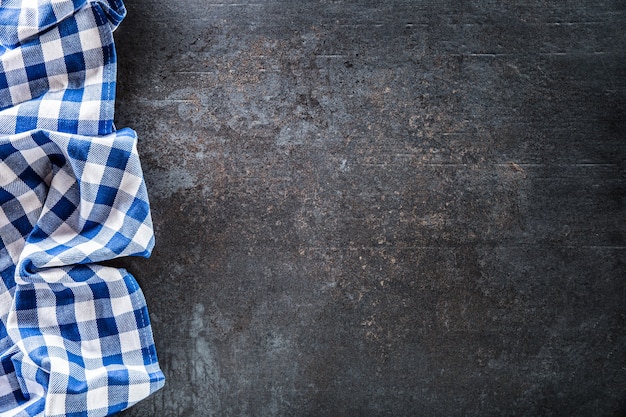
[[0, 1, 165, 415]]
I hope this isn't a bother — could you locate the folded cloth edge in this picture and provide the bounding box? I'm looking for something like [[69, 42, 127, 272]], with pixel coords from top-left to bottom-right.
[[0, 1, 165, 416]]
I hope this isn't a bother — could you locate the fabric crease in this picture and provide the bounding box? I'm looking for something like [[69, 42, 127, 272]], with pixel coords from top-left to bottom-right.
[[0, 0, 165, 416]]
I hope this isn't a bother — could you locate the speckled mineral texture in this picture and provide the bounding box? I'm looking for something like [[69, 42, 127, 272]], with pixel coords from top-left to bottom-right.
[[115, 1, 626, 416]]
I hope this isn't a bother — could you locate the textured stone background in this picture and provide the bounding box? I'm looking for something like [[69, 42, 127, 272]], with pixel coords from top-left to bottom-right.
[[115, 1, 626, 416]]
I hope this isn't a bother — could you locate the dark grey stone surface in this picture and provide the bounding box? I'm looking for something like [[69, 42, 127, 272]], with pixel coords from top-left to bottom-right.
[[115, 1, 626, 416]]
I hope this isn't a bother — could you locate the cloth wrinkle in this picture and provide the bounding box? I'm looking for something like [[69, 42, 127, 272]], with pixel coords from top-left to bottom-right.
[[0, 1, 165, 416]]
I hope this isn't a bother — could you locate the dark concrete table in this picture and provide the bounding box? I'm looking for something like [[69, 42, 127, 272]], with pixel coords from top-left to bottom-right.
[[116, 1, 626, 415]]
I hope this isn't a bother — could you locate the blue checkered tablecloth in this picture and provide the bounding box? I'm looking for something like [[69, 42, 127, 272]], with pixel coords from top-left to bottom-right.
[[0, 1, 165, 415]]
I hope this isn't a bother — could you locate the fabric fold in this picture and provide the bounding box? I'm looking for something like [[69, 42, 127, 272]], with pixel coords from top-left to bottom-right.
[[0, 1, 165, 416]]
